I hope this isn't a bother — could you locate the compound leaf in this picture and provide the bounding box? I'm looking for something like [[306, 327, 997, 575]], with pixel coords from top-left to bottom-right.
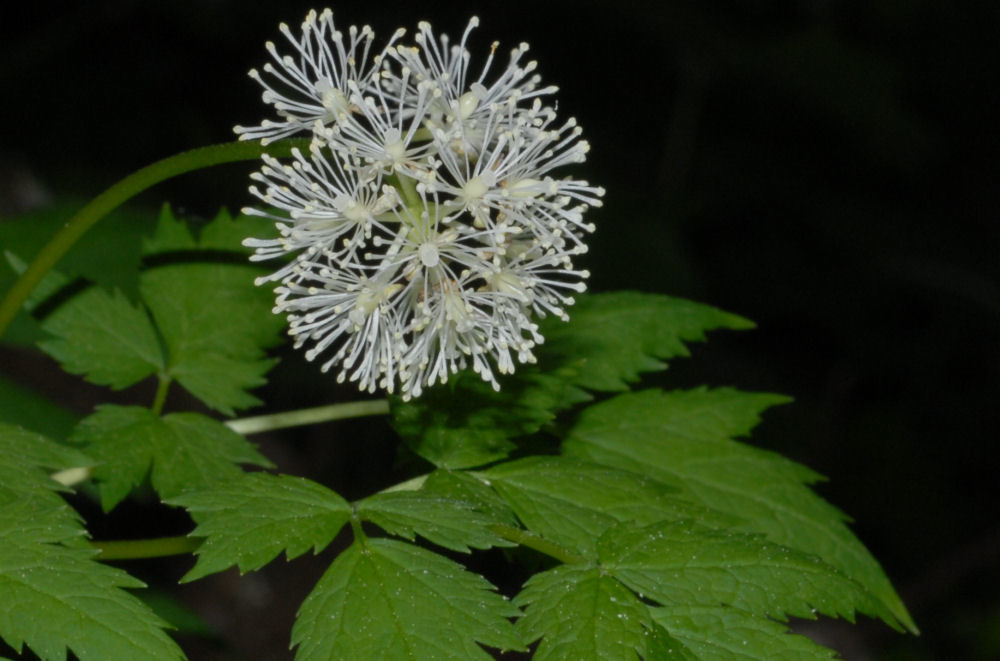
[[291, 537, 524, 660], [650, 604, 837, 661], [564, 388, 914, 632], [139, 206, 285, 415], [482, 456, 727, 557], [0, 501, 185, 661], [599, 520, 881, 624], [515, 563, 689, 661], [168, 472, 351, 582], [71, 404, 272, 511], [420, 470, 520, 528], [0, 424, 90, 537], [539, 292, 753, 391], [356, 490, 511, 553], [0, 426, 182, 661], [37, 285, 163, 389], [390, 292, 749, 472], [390, 368, 583, 470]]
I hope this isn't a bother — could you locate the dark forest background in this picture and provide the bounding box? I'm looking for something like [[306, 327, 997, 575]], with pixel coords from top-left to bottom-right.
[[1, 1, 997, 659]]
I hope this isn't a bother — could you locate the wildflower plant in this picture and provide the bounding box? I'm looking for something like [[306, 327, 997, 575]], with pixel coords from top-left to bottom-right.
[[0, 8, 916, 661]]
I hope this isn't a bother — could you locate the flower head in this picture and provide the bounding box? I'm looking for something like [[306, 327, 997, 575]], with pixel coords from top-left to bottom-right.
[[240, 12, 604, 399]]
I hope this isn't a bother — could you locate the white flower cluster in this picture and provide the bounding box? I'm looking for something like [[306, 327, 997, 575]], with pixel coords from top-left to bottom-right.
[[237, 9, 604, 399]]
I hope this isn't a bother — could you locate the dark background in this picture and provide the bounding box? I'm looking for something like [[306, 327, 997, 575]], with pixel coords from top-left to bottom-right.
[[1, 1, 997, 659]]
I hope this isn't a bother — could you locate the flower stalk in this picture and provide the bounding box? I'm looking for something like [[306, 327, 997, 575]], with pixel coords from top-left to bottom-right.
[[225, 398, 390, 435], [0, 139, 308, 341]]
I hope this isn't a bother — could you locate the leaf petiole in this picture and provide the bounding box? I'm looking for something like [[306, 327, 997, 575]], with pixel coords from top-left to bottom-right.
[[151, 375, 171, 416], [487, 524, 588, 565], [224, 398, 390, 435], [91, 535, 203, 561]]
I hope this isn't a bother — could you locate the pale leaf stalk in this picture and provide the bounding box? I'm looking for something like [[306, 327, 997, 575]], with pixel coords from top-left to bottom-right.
[[50, 466, 94, 487], [225, 398, 390, 435]]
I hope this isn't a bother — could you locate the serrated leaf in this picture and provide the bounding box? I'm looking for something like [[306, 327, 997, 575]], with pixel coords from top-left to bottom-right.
[[0, 424, 91, 536], [540, 292, 753, 391], [357, 490, 512, 553], [650, 604, 837, 661], [421, 470, 520, 528], [36, 284, 163, 389], [71, 405, 272, 511], [483, 456, 728, 557], [0, 427, 182, 661], [167, 351, 277, 415], [142, 205, 276, 255], [193, 206, 277, 251], [390, 367, 582, 470], [168, 472, 350, 582], [138, 206, 285, 415], [0, 500, 185, 661], [141, 204, 197, 253], [515, 563, 689, 661], [291, 537, 524, 660], [0, 423, 93, 474], [563, 388, 915, 631], [600, 520, 881, 624]]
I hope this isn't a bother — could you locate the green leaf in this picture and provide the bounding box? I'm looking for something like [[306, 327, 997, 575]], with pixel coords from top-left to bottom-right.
[[192, 206, 278, 251], [390, 367, 583, 469], [482, 456, 729, 557], [37, 284, 163, 389], [0, 424, 91, 535], [0, 500, 185, 661], [291, 537, 524, 660], [0, 426, 182, 661], [141, 204, 197, 253], [540, 291, 753, 391], [168, 472, 351, 582], [0, 423, 93, 475], [142, 203, 275, 254], [563, 388, 915, 632], [421, 470, 520, 528], [356, 490, 511, 553], [600, 520, 881, 624], [71, 405, 272, 511], [139, 206, 285, 414], [515, 563, 690, 661], [0, 202, 153, 346], [0, 375, 79, 439], [650, 604, 837, 661]]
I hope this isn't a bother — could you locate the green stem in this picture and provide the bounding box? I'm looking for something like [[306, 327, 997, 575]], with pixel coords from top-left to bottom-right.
[[350, 517, 367, 542], [92, 535, 202, 561], [0, 138, 309, 341], [488, 524, 588, 565], [151, 375, 171, 416], [225, 398, 390, 435]]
